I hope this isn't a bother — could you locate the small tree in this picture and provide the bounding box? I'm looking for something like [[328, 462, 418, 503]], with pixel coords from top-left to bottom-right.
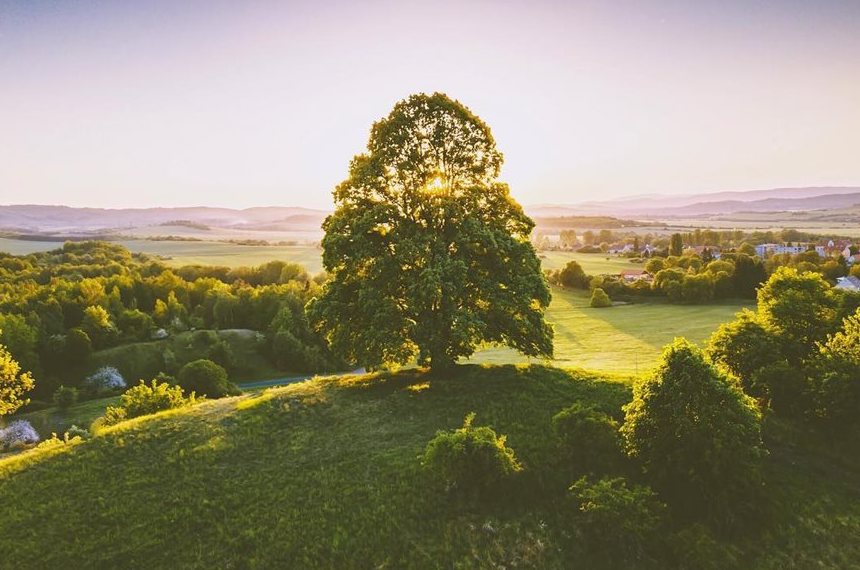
[[422, 412, 521, 500], [558, 260, 590, 289], [0, 338, 35, 418], [622, 339, 765, 530], [757, 267, 836, 361], [53, 385, 79, 411], [84, 366, 126, 395], [177, 359, 238, 398], [590, 288, 612, 308], [669, 233, 684, 257]]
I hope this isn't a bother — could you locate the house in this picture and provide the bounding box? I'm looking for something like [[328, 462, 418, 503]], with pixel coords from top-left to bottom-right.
[[755, 243, 816, 257], [620, 269, 649, 283], [835, 276, 860, 292]]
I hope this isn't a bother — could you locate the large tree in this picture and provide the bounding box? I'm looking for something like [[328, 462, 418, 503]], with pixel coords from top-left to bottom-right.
[[308, 93, 553, 370]]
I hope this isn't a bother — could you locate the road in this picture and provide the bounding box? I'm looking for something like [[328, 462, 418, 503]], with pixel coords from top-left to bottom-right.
[[238, 368, 366, 390]]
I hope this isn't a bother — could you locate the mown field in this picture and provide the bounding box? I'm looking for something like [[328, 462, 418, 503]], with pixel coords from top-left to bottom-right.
[[0, 238, 326, 274], [0, 238, 637, 276], [470, 287, 749, 374], [1, 366, 857, 568]]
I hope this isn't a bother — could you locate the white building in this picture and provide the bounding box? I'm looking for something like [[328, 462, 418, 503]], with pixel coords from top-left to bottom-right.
[[835, 276, 860, 292]]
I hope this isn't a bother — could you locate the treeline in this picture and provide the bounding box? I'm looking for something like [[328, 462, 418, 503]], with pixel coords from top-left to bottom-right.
[[548, 248, 857, 305], [0, 241, 340, 399], [536, 226, 855, 253]]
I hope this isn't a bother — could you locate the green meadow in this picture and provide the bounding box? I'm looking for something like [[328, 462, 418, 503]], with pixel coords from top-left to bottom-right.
[[470, 287, 750, 374], [2, 366, 857, 568]]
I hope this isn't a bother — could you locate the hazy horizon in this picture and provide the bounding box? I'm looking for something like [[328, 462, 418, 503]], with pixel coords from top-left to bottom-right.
[[2, 0, 859, 209]]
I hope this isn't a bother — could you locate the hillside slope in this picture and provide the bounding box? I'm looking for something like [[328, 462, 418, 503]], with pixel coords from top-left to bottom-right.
[[1, 366, 858, 569]]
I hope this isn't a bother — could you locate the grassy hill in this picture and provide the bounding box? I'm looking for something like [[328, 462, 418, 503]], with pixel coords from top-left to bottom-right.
[[1, 365, 859, 568]]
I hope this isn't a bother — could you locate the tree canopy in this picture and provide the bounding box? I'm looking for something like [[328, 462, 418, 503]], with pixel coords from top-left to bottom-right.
[[0, 338, 34, 417], [622, 339, 764, 529], [309, 93, 553, 369]]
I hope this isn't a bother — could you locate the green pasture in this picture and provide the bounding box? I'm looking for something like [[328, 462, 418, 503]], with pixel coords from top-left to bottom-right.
[[469, 287, 750, 375], [1, 366, 857, 568]]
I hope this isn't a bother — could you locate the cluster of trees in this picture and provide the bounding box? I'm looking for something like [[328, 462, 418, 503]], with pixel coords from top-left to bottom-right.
[[547, 252, 768, 304], [550, 243, 858, 306], [0, 241, 340, 400], [536, 226, 853, 256], [707, 266, 860, 430], [422, 339, 765, 567]]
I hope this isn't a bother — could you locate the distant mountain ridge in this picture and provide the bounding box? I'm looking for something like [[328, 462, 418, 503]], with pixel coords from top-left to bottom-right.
[[528, 186, 860, 218], [3, 186, 860, 233], [0, 205, 330, 233]]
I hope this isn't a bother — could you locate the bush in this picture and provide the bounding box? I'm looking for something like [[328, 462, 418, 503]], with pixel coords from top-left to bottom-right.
[[422, 412, 521, 500], [53, 385, 79, 411], [97, 379, 199, 428], [83, 366, 126, 395], [66, 424, 89, 439], [558, 261, 590, 289], [552, 403, 623, 474], [590, 288, 612, 308], [566, 476, 665, 568], [622, 339, 765, 531], [177, 359, 238, 398], [0, 419, 40, 450]]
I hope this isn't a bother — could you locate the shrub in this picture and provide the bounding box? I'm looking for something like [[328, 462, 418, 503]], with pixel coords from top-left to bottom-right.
[[558, 261, 590, 289], [0, 419, 40, 450], [66, 424, 89, 439], [566, 476, 665, 568], [590, 288, 612, 308], [83, 366, 126, 395], [422, 412, 521, 500], [98, 379, 199, 428], [53, 385, 78, 411], [622, 339, 765, 531], [552, 403, 623, 474], [177, 359, 238, 398]]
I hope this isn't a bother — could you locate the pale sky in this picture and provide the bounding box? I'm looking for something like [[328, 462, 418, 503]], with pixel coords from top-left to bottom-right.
[[1, 0, 859, 209]]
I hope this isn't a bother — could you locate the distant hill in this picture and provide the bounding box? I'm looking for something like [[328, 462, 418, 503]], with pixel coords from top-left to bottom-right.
[[0, 205, 329, 234], [530, 186, 860, 218]]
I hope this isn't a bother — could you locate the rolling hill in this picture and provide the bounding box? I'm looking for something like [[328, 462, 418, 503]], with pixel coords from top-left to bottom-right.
[[1, 366, 858, 568]]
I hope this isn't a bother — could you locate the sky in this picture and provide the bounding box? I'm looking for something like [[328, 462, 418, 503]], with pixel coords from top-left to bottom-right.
[[1, 0, 859, 209]]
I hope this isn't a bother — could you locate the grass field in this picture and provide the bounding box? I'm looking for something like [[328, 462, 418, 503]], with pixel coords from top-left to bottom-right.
[[1, 366, 858, 568], [0, 238, 326, 274], [469, 287, 750, 375], [0, 238, 631, 276], [538, 250, 645, 273]]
